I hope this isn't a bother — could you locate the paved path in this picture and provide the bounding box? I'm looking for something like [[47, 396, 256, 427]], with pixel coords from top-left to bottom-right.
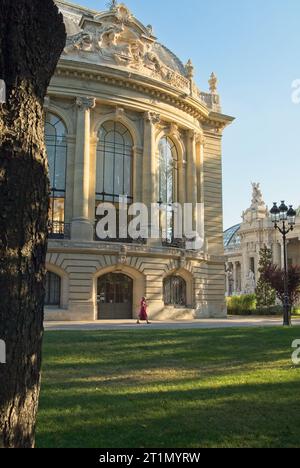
[[45, 316, 300, 331]]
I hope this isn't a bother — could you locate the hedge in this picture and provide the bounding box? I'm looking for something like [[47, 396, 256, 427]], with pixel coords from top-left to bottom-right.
[[226, 295, 283, 316]]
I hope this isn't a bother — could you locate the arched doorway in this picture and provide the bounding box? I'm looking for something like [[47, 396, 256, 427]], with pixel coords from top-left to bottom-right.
[[97, 273, 133, 319]]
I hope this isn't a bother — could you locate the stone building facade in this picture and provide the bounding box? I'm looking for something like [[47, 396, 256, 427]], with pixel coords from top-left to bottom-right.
[[224, 183, 300, 296], [44, 0, 234, 321]]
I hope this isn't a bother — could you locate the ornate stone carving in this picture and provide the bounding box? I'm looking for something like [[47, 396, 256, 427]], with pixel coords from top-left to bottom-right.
[[209, 72, 218, 94], [251, 182, 264, 208], [195, 132, 205, 146], [187, 129, 203, 142], [244, 270, 256, 294], [76, 97, 96, 110], [111, 3, 134, 24], [242, 182, 268, 223], [115, 106, 125, 119], [62, 4, 191, 94], [144, 111, 160, 125], [166, 123, 180, 139], [118, 245, 128, 265], [185, 59, 194, 79]]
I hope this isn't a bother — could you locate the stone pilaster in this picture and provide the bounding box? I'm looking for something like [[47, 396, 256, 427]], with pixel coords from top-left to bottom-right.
[[65, 135, 76, 224], [186, 130, 199, 235], [233, 262, 237, 293], [143, 112, 160, 242], [133, 145, 143, 203], [71, 96, 96, 241]]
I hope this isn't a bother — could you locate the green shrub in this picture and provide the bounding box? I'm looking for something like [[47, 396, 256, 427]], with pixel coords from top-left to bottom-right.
[[256, 305, 283, 316], [226, 294, 256, 315], [227, 295, 284, 316]]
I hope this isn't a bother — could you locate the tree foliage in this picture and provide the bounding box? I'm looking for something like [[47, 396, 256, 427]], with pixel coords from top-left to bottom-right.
[[262, 264, 300, 309], [255, 246, 276, 309]]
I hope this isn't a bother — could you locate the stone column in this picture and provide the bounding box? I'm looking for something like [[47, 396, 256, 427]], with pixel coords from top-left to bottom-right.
[[71, 96, 96, 241], [178, 159, 187, 206], [233, 262, 237, 294], [64, 135, 76, 225], [241, 249, 249, 293], [142, 112, 160, 242], [186, 130, 198, 234], [225, 263, 229, 296]]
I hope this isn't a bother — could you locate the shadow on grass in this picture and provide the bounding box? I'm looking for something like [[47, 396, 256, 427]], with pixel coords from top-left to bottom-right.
[[36, 327, 300, 448]]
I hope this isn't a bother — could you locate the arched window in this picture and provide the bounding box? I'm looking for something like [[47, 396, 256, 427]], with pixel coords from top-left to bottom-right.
[[45, 113, 68, 232], [45, 272, 61, 306], [158, 137, 178, 241], [164, 275, 186, 306], [96, 121, 133, 204], [95, 121, 133, 241]]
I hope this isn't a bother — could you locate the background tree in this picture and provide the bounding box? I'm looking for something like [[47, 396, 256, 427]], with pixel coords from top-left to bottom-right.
[[255, 246, 276, 310], [263, 264, 300, 312], [0, 0, 65, 448]]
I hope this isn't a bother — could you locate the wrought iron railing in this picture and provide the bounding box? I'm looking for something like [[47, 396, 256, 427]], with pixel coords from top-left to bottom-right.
[[94, 230, 147, 245], [162, 238, 186, 249], [48, 221, 70, 240]]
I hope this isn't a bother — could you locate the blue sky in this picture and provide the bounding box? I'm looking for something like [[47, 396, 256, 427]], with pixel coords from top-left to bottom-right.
[[74, 0, 300, 229]]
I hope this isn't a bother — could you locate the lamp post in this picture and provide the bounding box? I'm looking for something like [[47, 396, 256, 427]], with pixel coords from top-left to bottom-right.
[[270, 201, 296, 326]]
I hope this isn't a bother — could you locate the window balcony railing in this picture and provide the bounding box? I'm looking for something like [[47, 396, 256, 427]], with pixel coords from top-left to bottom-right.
[[162, 238, 186, 249], [48, 221, 70, 240], [94, 230, 147, 245]]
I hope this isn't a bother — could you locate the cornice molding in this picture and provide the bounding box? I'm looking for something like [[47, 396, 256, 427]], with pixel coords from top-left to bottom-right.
[[52, 61, 234, 130]]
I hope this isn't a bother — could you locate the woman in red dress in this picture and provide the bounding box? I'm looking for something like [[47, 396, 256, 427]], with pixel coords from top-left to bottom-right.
[[137, 297, 151, 324]]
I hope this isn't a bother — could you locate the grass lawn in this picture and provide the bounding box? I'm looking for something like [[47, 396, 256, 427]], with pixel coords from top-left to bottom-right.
[[37, 327, 300, 448]]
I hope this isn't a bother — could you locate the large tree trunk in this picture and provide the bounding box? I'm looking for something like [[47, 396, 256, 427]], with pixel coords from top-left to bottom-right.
[[0, 0, 65, 448]]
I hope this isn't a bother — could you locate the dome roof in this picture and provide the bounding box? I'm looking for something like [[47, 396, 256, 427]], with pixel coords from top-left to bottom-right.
[[56, 1, 192, 93], [224, 224, 241, 249]]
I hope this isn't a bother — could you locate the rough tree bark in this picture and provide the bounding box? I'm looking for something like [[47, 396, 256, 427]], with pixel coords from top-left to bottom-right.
[[0, 0, 65, 448]]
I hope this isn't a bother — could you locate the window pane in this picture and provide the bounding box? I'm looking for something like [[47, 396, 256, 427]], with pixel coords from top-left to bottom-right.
[[104, 153, 114, 194], [97, 120, 133, 202], [164, 276, 186, 306], [45, 272, 61, 306], [114, 153, 124, 195], [159, 137, 177, 204], [96, 149, 104, 195], [45, 113, 67, 225]]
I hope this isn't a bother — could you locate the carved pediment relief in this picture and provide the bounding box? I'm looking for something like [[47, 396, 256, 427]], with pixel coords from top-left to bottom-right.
[[62, 3, 190, 94]]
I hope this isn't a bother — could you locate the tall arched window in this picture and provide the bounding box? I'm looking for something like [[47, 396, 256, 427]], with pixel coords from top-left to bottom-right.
[[45, 272, 61, 306], [45, 113, 68, 232], [158, 137, 178, 242], [96, 121, 133, 241], [96, 121, 133, 204], [164, 275, 186, 307]]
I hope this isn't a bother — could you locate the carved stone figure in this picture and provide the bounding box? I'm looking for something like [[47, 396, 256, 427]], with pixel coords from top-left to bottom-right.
[[64, 32, 94, 54], [244, 269, 256, 294], [251, 182, 264, 208], [242, 182, 268, 223]]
